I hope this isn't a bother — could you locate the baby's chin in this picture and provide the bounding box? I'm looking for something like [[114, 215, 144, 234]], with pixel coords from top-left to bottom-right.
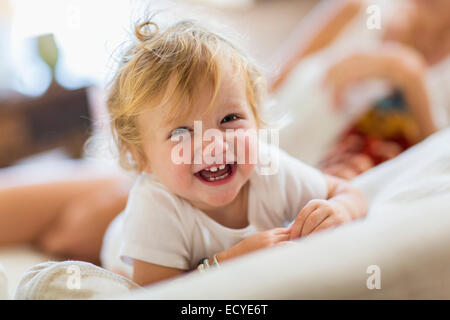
[[185, 182, 246, 210], [199, 187, 241, 207]]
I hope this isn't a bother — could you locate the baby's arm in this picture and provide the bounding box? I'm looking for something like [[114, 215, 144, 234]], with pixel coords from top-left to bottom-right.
[[269, 0, 362, 92], [133, 228, 291, 286], [216, 228, 291, 262], [289, 174, 367, 240], [133, 259, 186, 286], [382, 1, 416, 46]]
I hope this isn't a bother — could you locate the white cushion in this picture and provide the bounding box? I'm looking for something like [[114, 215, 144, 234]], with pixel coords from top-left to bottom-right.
[[0, 263, 8, 300], [14, 260, 139, 300]]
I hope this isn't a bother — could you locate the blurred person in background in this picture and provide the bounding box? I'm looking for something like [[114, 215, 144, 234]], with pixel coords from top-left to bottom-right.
[[271, 0, 450, 180], [319, 0, 450, 179]]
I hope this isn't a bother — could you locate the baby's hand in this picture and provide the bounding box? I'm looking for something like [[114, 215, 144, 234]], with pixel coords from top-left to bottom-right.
[[289, 199, 351, 240], [222, 228, 291, 261]]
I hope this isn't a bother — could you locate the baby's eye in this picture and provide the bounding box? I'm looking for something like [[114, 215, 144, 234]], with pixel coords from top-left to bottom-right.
[[221, 114, 241, 124], [170, 127, 191, 138]]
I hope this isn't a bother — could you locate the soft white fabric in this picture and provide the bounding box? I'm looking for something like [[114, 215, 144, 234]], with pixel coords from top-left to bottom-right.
[[0, 263, 8, 300], [352, 127, 450, 208], [100, 212, 133, 276], [13, 260, 139, 300], [0, 245, 57, 299], [101, 143, 327, 274]]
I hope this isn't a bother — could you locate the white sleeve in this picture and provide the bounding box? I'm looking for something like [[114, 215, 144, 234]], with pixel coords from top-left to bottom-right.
[[279, 148, 328, 222], [255, 144, 328, 225], [120, 177, 191, 270]]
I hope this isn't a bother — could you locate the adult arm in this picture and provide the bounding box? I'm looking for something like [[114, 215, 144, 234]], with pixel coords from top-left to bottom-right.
[[269, 0, 363, 92]]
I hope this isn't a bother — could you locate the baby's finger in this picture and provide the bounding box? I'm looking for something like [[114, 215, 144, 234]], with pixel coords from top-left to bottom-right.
[[289, 201, 319, 240], [272, 227, 291, 234], [275, 233, 290, 243], [301, 208, 330, 237]]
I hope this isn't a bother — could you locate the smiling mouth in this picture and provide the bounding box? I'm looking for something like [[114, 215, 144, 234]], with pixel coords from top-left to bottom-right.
[[194, 163, 236, 185]]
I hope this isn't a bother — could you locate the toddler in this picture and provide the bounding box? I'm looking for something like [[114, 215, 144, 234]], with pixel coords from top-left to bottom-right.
[[101, 19, 367, 286]]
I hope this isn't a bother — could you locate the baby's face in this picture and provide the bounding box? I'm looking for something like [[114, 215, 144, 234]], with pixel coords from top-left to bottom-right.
[[137, 67, 258, 212]]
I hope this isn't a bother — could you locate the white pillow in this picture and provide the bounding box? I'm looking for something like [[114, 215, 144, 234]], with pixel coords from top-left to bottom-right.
[[14, 260, 140, 300], [0, 263, 8, 300]]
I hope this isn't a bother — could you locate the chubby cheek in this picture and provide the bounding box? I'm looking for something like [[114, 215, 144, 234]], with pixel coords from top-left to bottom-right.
[[232, 131, 258, 166], [147, 144, 194, 195], [232, 133, 257, 184], [237, 163, 255, 181], [159, 163, 194, 194]]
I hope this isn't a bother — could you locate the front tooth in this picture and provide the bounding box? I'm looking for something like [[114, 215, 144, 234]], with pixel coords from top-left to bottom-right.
[[219, 165, 225, 170], [210, 166, 218, 172], [217, 172, 228, 179]]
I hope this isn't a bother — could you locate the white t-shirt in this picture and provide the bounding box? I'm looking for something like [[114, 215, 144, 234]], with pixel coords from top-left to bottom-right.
[[100, 144, 328, 274]]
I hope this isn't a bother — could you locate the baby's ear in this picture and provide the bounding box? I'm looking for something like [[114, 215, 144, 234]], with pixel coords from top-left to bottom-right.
[[127, 145, 151, 174]]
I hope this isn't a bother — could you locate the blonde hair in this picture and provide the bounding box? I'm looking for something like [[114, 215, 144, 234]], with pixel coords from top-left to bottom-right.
[[106, 19, 267, 171]]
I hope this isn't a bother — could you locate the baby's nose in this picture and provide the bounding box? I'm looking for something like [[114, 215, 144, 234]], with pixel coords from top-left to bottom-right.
[[206, 135, 230, 162], [196, 131, 234, 165]]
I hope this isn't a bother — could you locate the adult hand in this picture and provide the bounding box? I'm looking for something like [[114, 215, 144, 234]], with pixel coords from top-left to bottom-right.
[[325, 43, 426, 109]]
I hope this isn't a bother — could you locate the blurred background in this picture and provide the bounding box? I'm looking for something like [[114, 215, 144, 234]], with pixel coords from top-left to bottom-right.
[[0, 0, 319, 168]]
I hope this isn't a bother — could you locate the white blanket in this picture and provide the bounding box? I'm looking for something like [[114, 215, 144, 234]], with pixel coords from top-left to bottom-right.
[[352, 128, 450, 210]]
